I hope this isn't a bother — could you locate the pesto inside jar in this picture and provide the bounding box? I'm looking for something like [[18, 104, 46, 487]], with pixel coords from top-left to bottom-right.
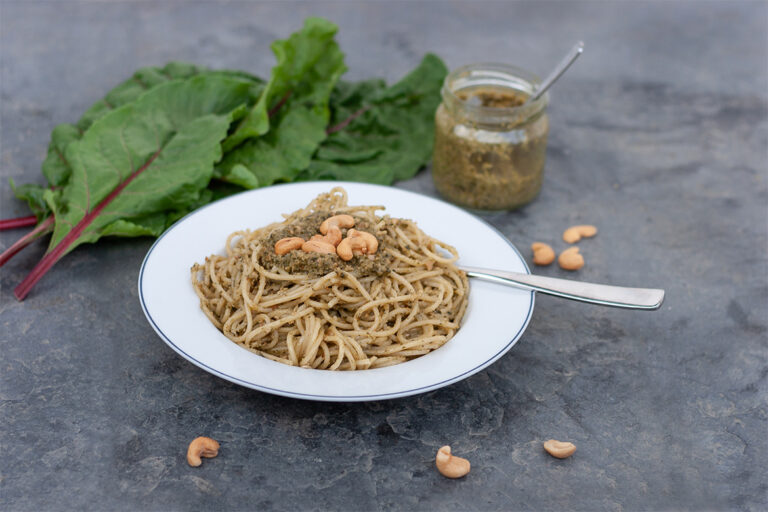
[[432, 64, 549, 211]]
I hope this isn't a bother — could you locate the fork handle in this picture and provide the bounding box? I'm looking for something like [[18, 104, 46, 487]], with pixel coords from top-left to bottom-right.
[[461, 266, 665, 310]]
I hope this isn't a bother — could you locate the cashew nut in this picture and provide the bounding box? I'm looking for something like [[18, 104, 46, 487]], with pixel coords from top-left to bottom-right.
[[274, 237, 305, 255], [302, 239, 337, 254], [558, 246, 584, 271], [346, 229, 378, 254], [531, 242, 555, 266], [435, 445, 470, 478], [563, 225, 597, 244], [311, 225, 342, 247], [543, 439, 576, 459], [187, 436, 220, 467], [319, 214, 355, 235], [336, 237, 368, 261]]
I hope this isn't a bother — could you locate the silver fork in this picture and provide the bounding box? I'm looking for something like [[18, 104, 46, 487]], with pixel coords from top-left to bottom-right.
[[461, 266, 665, 310]]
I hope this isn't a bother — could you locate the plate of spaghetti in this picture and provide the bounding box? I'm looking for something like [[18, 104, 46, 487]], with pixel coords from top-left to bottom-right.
[[139, 182, 534, 401]]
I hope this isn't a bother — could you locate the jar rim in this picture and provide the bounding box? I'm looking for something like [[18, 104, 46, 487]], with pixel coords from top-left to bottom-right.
[[442, 62, 548, 119]]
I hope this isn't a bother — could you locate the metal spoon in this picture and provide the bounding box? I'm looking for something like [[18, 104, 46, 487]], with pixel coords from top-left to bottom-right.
[[461, 266, 665, 310], [526, 41, 584, 104]]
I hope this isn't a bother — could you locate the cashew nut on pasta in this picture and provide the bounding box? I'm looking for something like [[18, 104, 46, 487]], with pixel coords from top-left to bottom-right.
[[346, 229, 379, 254], [274, 237, 304, 255], [312, 225, 342, 247], [336, 236, 370, 261], [301, 239, 337, 254], [319, 214, 355, 234]]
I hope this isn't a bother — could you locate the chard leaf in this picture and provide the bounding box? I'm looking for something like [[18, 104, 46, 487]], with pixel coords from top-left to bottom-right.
[[48, 75, 253, 249], [9, 179, 52, 221], [42, 62, 262, 188], [27, 63, 261, 228], [222, 17, 343, 152], [215, 103, 337, 188], [300, 53, 447, 184], [99, 188, 216, 238], [216, 19, 346, 188], [15, 75, 254, 299], [99, 214, 169, 238], [43, 124, 83, 187]]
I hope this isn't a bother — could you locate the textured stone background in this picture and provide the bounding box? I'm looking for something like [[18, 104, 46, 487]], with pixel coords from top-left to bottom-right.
[[1, 1, 766, 510]]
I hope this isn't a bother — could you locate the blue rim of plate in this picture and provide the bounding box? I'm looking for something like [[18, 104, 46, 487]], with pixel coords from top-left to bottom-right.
[[138, 182, 534, 402]]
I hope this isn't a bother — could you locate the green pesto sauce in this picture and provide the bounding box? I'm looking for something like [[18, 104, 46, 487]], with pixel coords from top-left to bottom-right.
[[257, 211, 398, 278]]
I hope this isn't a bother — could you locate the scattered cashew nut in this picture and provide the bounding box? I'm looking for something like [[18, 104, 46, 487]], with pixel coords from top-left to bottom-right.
[[543, 439, 576, 459], [187, 436, 220, 467], [563, 225, 597, 244], [346, 229, 379, 254], [531, 242, 555, 266], [302, 239, 337, 254], [435, 445, 471, 478], [275, 237, 305, 255], [319, 214, 355, 235], [311, 225, 342, 246], [558, 246, 584, 271]]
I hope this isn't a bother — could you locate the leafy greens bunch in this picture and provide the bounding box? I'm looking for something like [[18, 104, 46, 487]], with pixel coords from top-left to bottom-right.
[[1, 18, 448, 300]]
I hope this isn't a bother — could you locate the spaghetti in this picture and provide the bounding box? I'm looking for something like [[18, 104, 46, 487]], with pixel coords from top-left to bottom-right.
[[191, 187, 469, 370]]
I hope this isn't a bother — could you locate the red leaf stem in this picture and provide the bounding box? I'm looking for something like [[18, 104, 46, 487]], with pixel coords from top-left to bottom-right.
[[268, 91, 292, 118], [14, 149, 162, 300], [0, 216, 54, 267], [326, 106, 371, 135], [0, 215, 38, 230]]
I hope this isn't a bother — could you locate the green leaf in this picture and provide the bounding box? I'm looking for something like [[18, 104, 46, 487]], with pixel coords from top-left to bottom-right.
[[16, 74, 256, 299], [42, 124, 82, 187], [74, 62, 262, 135], [47, 75, 254, 252], [10, 179, 52, 221], [206, 181, 247, 202], [222, 17, 344, 152], [99, 188, 221, 237], [99, 214, 169, 238], [27, 63, 261, 225], [324, 78, 388, 128], [300, 53, 448, 184], [216, 104, 336, 188], [41, 62, 262, 188], [216, 19, 346, 188]]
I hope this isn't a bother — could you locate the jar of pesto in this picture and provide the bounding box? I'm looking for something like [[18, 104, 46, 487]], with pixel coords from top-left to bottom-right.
[[432, 63, 549, 210]]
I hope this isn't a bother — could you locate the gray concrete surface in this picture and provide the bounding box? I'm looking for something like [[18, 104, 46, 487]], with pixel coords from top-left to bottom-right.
[[1, 1, 766, 510]]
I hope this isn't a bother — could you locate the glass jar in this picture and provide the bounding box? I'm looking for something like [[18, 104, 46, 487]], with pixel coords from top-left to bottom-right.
[[432, 63, 549, 211]]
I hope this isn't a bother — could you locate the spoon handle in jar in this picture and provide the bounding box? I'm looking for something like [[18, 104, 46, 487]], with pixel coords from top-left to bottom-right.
[[527, 41, 584, 103], [461, 266, 665, 310]]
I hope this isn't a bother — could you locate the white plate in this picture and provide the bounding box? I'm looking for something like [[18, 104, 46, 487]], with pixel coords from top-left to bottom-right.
[[139, 182, 534, 401]]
